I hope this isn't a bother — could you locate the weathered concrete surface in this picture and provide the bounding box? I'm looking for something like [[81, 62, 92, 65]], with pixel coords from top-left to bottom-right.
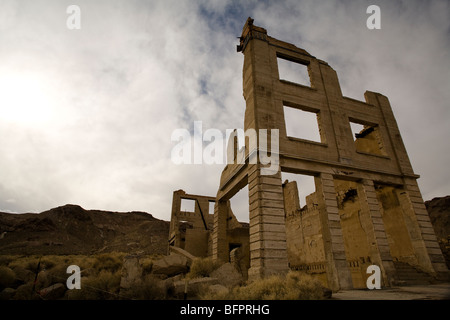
[[211, 17, 449, 289], [152, 253, 190, 277], [210, 262, 243, 288], [169, 245, 196, 263], [168, 189, 250, 275], [120, 255, 143, 290], [332, 283, 450, 300], [168, 17, 449, 290]]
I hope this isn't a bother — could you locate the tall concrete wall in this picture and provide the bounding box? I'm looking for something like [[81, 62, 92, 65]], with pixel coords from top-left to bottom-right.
[[210, 18, 448, 288]]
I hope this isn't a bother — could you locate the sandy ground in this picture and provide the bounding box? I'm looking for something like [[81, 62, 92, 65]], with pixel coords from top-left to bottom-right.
[[331, 283, 450, 300]]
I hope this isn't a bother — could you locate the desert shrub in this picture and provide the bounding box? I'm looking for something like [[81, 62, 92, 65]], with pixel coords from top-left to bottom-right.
[[8, 256, 41, 272], [34, 270, 52, 291], [12, 256, 72, 290], [125, 275, 167, 300], [68, 270, 121, 300], [187, 257, 221, 279], [40, 257, 56, 270], [284, 271, 325, 299], [13, 283, 40, 300], [0, 255, 15, 266], [46, 264, 70, 286], [203, 271, 324, 300], [24, 257, 42, 272], [0, 266, 16, 289], [93, 252, 124, 273], [68, 255, 96, 271], [140, 256, 154, 275]]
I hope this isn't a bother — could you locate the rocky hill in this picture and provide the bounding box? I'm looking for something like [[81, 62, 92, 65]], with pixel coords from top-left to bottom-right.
[[425, 196, 450, 268], [0, 204, 169, 255]]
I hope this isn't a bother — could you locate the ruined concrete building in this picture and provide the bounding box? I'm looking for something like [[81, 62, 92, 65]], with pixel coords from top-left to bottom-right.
[[169, 18, 449, 290], [168, 190, 249, 265]]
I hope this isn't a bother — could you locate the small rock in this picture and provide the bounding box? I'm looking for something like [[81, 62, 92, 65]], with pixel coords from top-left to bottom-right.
[[14, 267, 36, 283], [169, 246, 196, 263], [39, 283, 66, 300], [0, 288, 16, 300], [322, 286, 332, 299], [152, 254, 190, 277], [120, 255, 143, 290], [210, 263, 243, 288]]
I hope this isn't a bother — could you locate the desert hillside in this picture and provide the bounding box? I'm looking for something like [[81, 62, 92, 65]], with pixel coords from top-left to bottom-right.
[[0, 204, 169, 255], [425, 196, 450, 268]]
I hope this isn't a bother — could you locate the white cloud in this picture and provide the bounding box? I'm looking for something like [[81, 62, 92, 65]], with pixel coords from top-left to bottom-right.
[[0, 0, 448, 221]]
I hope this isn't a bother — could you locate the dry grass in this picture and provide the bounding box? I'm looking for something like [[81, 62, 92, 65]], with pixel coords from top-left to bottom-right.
[[0, 253, 159, 300], [0, 252, 167, 300], [1, 255, 325, 300], [93, 252, 125, 273], [123, 275, 167, 300], [0, 266, 16, 289], [186, 257, 221, 279], [201, 271, 325, 300], [140, 256, 154, 275], [67, 269, 122, 300]]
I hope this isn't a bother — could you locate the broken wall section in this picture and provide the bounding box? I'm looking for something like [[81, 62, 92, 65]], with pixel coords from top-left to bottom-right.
[[168, 190, 214, 257], [169, 190, 249, 276], [283, 180, 327, 286], [334, 179, 377, 288]]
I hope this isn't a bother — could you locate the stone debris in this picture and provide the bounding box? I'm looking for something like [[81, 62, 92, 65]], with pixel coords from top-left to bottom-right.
[[120, 255, 143, 290], [39, 283, 66, 300], [151, 253, 190, 277], [210, 263, 243, 288]]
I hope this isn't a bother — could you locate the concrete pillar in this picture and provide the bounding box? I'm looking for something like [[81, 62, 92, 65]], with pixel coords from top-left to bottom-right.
[[169, 190, 183, 249], [315, 173, 352, 290], [248, 164, 289, 280], [359, 179, 397, 286], [401, 178, 448, 278], [212, 200, 229, 263]]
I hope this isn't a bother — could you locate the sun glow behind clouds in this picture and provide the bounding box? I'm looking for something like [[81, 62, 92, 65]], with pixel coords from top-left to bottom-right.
[[0, 73, 54, 124], [0, 0, 448, 217]]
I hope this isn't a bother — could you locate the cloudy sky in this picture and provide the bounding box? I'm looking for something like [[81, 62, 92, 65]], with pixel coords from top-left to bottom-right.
[[0, 0, 449, 222]]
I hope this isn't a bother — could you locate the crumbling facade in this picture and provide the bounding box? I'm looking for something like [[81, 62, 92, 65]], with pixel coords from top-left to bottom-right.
[[168, 190, 249, 276], [170, 18, 449, 291], [212, 18, 448, 289]]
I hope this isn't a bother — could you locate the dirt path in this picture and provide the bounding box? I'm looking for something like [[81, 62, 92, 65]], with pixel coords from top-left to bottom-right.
[[332, 283, 450, 300]]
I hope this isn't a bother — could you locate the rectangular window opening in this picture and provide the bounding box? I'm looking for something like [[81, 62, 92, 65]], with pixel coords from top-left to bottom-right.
[[180, 198, 195, 212], [277, 56, 311, 87], [350, 122, 365, 142], [208, 200, 215, 215], [349, 120, 386, 156], [284, 105, 322, 143], [229, 186, 249, 223]]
